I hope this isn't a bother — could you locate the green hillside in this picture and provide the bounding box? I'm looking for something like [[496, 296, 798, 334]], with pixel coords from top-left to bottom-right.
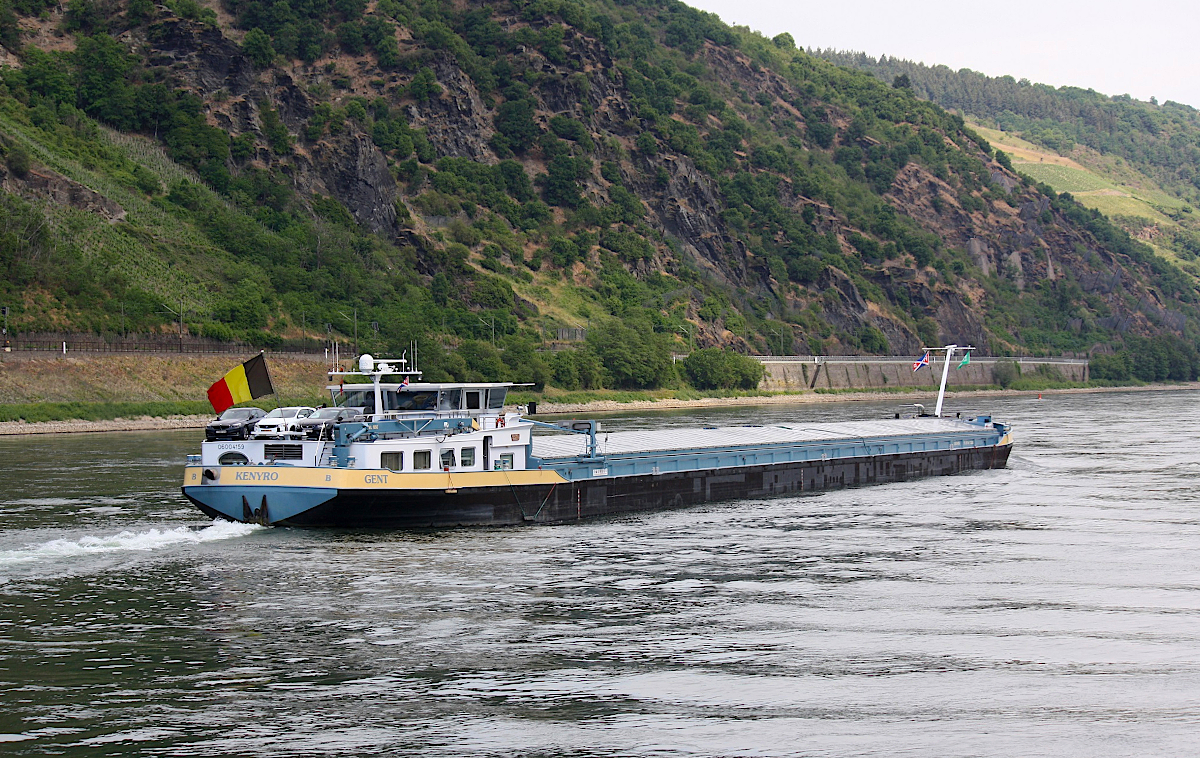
[[812, 51, 1200, 202], [0, 0, 1198, 388], [965, 124, 1200, 276], [812, 50, 1200, 280]]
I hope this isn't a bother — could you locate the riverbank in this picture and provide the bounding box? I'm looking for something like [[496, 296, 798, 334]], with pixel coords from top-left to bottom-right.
[[3, 383, 1196, 435]]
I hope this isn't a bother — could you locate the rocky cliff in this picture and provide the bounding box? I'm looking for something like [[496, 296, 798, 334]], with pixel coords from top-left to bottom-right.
[[1, 0, 1197, 369]]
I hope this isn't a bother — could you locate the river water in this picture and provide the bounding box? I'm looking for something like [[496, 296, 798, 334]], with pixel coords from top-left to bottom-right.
[[2, 390, 1199, 756]]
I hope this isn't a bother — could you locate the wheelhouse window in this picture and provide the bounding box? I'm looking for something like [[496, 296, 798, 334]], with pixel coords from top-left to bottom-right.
[[440, 449, 456, 469], [438, 390, 462, 411], [460, 447, 476, 467], [486, 388, 507, 410], [465, 390, 481, 410], [337, 390, 376, 414], [380, 452, 403, 471], [413, 450, 432, 470], [385, 390, 438, 412]]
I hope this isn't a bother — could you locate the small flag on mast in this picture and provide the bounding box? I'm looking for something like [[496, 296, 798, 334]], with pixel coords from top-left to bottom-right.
[[957, 351, 971, 369], [207, 354, 274, 414], [912, 351, 931, 372]]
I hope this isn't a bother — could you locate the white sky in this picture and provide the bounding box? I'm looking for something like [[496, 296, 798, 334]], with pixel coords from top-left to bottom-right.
[[686, 0, 1200, 110]]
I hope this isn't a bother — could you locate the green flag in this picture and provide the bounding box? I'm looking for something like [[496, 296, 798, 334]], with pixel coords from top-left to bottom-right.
[[957, 351, 971, 369]]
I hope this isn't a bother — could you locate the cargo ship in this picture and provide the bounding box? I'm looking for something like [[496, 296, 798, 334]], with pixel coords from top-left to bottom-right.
[[182, 348, 1012, 528]]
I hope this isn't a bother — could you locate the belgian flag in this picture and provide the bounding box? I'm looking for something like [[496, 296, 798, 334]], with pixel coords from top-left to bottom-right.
[[207, 354, 275, 414]]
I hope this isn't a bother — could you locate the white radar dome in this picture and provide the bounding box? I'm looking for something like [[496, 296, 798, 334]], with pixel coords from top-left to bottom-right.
[[358, 354, 375, 372]]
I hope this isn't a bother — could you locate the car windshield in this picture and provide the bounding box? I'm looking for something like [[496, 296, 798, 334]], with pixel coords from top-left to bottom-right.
[[219, 408, 255, 420], [312, 408, 342, 419], [262, 408, 301, 419]]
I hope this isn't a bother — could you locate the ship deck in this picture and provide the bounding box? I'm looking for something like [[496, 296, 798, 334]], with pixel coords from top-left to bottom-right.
[[531, 417, 988, 460]]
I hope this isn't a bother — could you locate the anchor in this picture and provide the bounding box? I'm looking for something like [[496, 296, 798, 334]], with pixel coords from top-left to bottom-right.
[[241, 495, 270, 525]]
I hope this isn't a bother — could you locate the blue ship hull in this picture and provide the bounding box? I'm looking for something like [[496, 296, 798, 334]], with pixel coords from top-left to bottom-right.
[[186, 438, 1012, 528]]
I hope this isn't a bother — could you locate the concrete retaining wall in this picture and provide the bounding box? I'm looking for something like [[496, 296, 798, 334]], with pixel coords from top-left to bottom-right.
[[759, 357, 1088, 392]]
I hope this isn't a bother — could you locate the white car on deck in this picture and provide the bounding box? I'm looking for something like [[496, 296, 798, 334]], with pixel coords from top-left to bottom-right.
[[251, 406, 317, 439]]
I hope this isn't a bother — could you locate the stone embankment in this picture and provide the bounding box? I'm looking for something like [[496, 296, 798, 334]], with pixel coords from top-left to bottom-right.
[[758, 356, 1087, 392]]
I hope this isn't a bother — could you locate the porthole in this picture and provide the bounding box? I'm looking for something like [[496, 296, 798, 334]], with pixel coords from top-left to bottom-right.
[[219, 452, 250, 465]]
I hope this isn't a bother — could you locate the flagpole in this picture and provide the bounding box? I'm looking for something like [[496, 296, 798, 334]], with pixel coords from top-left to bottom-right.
[[261, 349, 280, 411], [934, 345, 956, 418], [920, 344, 975, 418]]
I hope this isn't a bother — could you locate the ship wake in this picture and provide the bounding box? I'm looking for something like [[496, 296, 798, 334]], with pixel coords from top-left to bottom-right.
[[0, 520, 261, 568]]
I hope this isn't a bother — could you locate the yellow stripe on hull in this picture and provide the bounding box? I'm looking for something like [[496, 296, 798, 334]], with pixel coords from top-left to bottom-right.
[[183, 466, 569, 490]]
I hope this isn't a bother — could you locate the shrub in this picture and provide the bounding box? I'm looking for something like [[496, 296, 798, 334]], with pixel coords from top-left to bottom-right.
[[1089, 353, 1130, 381], [856, 325, 889, 354], [243, 28, 275, 68], [992, 360, 1021, 388], [5, 145, 31, 178]]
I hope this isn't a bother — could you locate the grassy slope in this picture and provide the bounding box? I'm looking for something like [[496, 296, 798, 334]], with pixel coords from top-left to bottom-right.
[[0, 354, 331, 404]]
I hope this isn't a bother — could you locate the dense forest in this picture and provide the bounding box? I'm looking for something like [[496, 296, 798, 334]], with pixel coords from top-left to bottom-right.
[[0, 0, 1198, 389]]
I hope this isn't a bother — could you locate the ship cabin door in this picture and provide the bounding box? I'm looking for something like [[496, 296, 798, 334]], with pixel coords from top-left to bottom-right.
[[483, 435, 491, 470]]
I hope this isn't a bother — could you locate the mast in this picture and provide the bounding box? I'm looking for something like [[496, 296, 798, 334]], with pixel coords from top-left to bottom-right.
[[923, 344, 975, 417]]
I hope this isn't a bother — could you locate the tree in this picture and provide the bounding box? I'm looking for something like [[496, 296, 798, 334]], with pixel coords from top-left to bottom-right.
[[771, 32, 794, 50], [376, 35, 400, 68], [407, 68, 441, 101], [243, 28, 275, 68], [493, 99, 539, 155], [336, 22, 364, 55], [892, 73, 912, 90], [21, 49, 75, 104], [586, 321, 673, 389], [74, 34, 133, 124], [635, 131, 658, 156], [683, 348, 764, 389], [542, 155, 584, 208], [258, 101, 292, 155]]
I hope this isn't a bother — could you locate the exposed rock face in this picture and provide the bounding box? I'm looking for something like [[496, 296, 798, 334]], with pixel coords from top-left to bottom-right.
[[307, 133, 398, 234], [2, 166, 125, 222], [967, 238, 992, 276], [408, 58, 496, 162], [989, 170, 1016, 193], [141, 18, 255, 96], [647, 154, 746, 285], [878, 153, 1185, 349]]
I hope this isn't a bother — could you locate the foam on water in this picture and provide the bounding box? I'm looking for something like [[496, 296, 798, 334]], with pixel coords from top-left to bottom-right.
[[2, 496, 134, 508], [0, 519, 261, 567]]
